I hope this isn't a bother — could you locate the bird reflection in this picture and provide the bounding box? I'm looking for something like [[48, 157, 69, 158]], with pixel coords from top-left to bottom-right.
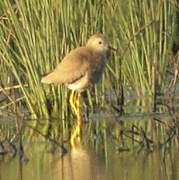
[[53, 146, 106, 180]]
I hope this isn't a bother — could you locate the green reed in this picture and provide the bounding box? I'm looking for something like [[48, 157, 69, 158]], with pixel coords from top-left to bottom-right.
[[0, 0, 176, 119]]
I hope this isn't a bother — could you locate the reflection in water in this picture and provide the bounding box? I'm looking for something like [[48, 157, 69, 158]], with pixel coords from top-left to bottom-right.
[[0, 142, 178, 180], [53, 146, 105, 180]]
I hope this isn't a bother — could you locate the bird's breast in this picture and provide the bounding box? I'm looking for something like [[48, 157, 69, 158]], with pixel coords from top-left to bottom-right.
[[67, 73, 90, 92]]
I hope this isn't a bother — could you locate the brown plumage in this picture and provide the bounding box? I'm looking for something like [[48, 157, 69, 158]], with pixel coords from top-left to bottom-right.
[[41, 34, 109, 92]]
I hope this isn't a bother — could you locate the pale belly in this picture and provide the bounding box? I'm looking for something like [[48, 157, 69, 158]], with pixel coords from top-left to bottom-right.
[[67, 73, 90, 92]]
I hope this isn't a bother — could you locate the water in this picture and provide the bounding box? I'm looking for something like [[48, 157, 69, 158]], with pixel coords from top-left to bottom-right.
[[0, 109, 178, 180], [0, 138, 178, 180]]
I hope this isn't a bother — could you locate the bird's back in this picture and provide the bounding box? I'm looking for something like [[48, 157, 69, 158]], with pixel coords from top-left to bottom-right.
[[41, 46, 106, 85]]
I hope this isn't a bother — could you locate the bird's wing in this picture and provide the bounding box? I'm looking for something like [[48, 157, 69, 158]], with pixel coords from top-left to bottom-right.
[[41, 47, 91, 85]]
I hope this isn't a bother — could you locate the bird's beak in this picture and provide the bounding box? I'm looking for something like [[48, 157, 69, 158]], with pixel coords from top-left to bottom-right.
[[109, 45, 117, 51]]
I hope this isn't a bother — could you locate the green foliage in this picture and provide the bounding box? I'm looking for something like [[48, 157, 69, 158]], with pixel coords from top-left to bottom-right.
[[0, 0, 176, 118]]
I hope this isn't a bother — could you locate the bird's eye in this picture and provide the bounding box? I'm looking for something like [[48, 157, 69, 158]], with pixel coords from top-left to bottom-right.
[[98, 41, 102, 44]]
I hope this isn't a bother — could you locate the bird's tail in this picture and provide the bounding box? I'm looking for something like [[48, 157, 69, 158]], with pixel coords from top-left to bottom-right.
[[41, 71, 57, 84]]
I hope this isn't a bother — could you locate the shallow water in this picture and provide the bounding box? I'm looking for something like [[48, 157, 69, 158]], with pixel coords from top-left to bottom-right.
[[0, 110, 178, 180], [0, 138, 178, 180]]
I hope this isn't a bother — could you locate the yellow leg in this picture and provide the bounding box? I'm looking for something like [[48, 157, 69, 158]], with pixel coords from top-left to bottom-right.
[[76, 93, 82, 136], [70, 91, 82, 148], [69, 90, 76, 114]]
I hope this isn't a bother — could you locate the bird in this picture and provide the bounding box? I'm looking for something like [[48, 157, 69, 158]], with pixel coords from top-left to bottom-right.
[[41, 34, 112, 147]]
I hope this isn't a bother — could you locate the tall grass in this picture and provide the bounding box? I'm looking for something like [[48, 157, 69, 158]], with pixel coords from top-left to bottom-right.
[[0, 0, 176, 119]]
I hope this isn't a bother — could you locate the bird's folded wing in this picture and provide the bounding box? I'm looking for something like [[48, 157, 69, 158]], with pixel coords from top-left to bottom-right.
[[41, 47, 91, 85]]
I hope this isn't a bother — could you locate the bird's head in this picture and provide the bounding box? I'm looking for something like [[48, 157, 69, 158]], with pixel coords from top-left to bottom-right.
[[86, 34, 109, 54]]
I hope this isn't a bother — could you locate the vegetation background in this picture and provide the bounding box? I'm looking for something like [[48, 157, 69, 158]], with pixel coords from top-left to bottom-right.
[[0, 0, 178, 149]]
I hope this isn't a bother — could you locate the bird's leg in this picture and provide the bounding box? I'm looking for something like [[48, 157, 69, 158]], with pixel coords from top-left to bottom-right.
[[70, 91, 82, 147], [69, 90, 77, 115], [76, 92, 82, 136]]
